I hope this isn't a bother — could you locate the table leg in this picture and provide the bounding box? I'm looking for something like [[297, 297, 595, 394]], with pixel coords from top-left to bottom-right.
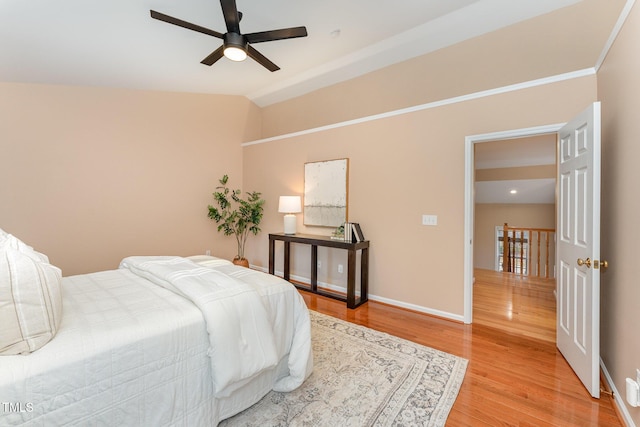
[[347, 249, 356, 308], [361, 247, 369, 304], [283, 241, 291, 281], [311, 245, 318, 292], [269, 237, 275, 275]]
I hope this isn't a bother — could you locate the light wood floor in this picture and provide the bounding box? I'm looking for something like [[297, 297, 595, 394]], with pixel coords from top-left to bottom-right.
[[299, 269, 622, 426]]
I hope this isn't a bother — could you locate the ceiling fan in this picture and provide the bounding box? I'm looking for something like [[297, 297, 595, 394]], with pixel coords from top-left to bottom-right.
[[150, 0, 308, 72]]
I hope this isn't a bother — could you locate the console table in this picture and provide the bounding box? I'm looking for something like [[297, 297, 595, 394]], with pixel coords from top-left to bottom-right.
[[268, 233, 369, 309]]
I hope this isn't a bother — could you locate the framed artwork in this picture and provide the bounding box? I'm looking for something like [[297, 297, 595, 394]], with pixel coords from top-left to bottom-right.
[[304, 158, 349, 227]]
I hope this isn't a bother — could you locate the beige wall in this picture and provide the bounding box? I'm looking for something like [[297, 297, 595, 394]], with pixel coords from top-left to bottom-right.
[[244, 75, 597, 317], [475, 165, 555, 181], [598, 3, 640, 424], [474, 204, 555, 271], [0, 82, 261, 275], [260, 0, 623, 138]]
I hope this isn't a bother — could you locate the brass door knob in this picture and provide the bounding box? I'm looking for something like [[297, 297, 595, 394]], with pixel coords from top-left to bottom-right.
[[577, 257, 592, 268], [594, 259, 609, 270]]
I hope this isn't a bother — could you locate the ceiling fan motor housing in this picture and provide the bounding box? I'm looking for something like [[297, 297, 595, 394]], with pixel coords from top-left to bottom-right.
[[224, 32, 247, 51]]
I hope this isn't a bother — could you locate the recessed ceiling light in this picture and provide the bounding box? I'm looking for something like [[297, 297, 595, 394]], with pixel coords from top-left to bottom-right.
[[510, 189, 518, 194]]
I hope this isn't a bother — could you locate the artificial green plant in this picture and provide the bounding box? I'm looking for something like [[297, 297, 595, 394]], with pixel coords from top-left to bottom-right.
[[207, 175, 265, 261]]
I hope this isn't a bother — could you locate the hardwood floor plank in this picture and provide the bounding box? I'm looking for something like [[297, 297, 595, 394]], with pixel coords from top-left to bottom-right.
[[298, 267, 622, 426]]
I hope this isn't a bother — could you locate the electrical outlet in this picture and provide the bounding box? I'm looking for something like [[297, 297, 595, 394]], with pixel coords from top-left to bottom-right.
[[625, 368, 640, 407], [205, 249, 211, 256], [317, 260, 322, 269], [338, 264, 343, 274]]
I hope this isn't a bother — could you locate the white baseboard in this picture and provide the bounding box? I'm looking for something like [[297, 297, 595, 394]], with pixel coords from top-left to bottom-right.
[[369, 295, 465, 322], [601, 358, 636, 427], [253, 265, 464, 323]]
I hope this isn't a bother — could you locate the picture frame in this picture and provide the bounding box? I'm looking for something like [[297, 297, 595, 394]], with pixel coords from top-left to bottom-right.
[[303, 158, 349, 227]]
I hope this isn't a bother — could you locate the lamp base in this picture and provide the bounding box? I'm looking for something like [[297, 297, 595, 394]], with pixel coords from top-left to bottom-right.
[[283, 214, 297, 235]]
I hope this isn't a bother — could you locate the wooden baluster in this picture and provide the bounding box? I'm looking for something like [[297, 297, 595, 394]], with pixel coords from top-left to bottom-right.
[[512, 230, 515, 273], [510, 230, 514, 273], [545, 232, 550, 279], [525, 231, 528, 275], [514, 231, 516, 273], [519, 229, 524, 274], [503, 223, 510, 273], [536, 231, 541, 277], [513, 230, 517, 273]]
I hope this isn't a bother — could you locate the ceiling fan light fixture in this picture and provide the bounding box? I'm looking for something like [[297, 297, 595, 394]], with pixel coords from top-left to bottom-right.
[[150, 1, 307, 72], [223, 46, 247, 61], [223, 32, 247, 61]]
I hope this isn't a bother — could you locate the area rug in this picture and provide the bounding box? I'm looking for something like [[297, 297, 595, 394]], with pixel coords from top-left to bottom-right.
[[220, 310, 468, 427]]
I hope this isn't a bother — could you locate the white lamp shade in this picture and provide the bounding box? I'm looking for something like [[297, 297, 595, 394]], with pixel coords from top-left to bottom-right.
[[278, 196, 301, 213]]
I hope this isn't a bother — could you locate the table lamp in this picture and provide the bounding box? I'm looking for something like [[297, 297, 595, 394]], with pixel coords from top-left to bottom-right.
[[278, 196, 302, 235]]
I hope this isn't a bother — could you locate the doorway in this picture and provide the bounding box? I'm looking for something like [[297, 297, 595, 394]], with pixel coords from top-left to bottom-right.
[[472, 134, 558, 341], [465, 105, 602, 398], [463, 124, 563, 325]]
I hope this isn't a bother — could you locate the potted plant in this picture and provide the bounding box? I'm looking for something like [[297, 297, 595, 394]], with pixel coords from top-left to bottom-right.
[[207, 175, 265, 267]]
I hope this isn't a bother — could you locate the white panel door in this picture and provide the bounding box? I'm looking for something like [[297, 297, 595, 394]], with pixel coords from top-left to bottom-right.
[[556, 102, 601, 398]]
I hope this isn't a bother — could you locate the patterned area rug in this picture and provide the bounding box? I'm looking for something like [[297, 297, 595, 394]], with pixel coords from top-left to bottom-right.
[[221, 310, 468, 427]]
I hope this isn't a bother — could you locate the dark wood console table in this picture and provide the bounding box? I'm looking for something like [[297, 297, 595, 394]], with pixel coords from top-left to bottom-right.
[[268, 233, 369, 309]]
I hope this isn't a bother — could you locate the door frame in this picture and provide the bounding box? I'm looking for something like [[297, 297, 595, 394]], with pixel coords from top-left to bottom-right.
[[463, 123, 564, 324]]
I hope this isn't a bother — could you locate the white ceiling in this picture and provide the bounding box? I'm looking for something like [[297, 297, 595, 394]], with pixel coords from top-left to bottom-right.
[[0, 0, 581, 107], [475, 179, 556, 204]]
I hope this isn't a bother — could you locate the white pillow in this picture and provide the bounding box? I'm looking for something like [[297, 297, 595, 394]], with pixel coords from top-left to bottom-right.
[[0, 240, 63, 355], [0, 233, 49, 264]]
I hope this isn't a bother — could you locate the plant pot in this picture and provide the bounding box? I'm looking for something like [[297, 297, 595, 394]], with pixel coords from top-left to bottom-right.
[[233, 257, 250, 268]]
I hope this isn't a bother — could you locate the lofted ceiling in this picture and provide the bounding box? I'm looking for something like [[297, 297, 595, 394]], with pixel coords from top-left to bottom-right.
[[0, 0, 584, 107], [475, 179, 556, 204]]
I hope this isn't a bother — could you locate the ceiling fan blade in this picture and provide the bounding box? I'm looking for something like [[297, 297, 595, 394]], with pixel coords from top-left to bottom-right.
[[150, 10, 223, 39], [220, 0, 241, 34], [245, 26, 308, 44], [201, 46, 225, 66], [247, 45, 280, 72]]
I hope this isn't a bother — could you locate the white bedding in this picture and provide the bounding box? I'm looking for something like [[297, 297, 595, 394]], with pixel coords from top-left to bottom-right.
[[119, 256, 311, 397], [0, 256, 313, 426]]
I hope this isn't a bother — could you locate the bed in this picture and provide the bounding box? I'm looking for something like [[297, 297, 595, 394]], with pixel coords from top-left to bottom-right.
[[0, 248, 313, 426]]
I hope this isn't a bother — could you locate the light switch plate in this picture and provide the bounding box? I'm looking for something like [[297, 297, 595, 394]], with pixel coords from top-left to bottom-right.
[[422, 214, 438, 226]]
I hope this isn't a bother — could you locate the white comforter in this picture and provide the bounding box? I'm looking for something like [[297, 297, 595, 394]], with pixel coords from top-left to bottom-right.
[[119, 256, 312, 397], [1, 256, 313, 426]]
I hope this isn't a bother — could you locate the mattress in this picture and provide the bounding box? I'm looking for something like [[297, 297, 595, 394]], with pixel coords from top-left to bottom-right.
[[0, 256, 312, 426]]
